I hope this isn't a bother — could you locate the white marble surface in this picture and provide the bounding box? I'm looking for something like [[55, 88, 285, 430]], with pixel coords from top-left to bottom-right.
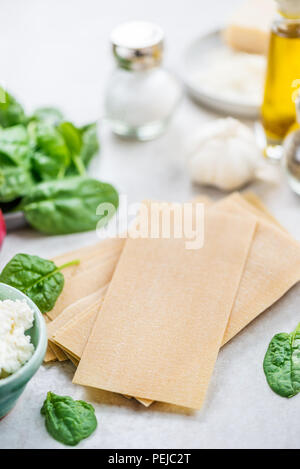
[[1, 0, 300, 449]]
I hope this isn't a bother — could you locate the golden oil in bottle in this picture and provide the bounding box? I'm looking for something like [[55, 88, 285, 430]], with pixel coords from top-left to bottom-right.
[[262, 1, 300, 160]]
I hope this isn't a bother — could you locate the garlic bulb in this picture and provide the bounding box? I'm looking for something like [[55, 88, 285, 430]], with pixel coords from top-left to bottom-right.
[[187, 118, 270, 191]]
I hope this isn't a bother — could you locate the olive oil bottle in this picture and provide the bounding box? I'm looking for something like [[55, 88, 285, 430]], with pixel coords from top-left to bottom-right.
[[262, 0, 300, 160]]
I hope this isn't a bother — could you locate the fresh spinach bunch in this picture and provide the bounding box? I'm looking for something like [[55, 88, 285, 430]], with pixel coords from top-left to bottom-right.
[[0, 253, 79, 313], [41, 392, 97, 446], [0, 90, 118, 235], [263, 323, 300, 398]]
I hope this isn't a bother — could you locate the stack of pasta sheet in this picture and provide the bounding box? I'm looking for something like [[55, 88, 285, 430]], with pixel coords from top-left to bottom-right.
[[44, 192, 300, 409]]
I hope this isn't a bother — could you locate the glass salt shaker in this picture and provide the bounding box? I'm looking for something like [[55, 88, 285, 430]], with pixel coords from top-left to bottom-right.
[[283, 94, 300, 195], [104, 21, 182, 140]]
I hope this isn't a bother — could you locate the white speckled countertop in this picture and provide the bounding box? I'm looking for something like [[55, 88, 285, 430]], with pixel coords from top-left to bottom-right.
[[1, 0, 300, 449]]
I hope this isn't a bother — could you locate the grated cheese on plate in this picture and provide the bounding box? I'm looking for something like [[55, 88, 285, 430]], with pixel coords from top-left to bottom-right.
[[192, 47, 266, 106]]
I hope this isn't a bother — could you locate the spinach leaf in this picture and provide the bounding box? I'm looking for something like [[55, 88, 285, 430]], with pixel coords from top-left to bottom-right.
[[41, 392, 97, 446], [263, 323, 300, 398], [0, 89, 26, 128], [31, 151, 67, 181], [0, 164, 34, 202], [28, 122, 70, 180], [31, 122, 70, 163], [0, 125, 34, 202], [0, 125, 32, 166], [58, 121, 85, 176], [0, 253, 79, 313], [30, 120, 99, 179], [58, 121, 82, 155], [21, 176, 119, 235], [0, 90, 103, 226], [30, 107, 64, 126], [0, 124, 29, 144]]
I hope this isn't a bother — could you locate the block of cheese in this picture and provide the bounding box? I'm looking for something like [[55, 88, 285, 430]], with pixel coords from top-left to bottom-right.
[[224, 0, 276, 55]]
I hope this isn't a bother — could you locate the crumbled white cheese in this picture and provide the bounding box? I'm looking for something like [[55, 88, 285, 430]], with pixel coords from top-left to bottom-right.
[[0, 299, 35, 378]]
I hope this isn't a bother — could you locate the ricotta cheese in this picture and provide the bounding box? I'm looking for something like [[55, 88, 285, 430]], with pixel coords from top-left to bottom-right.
[[0, 299, 35, 378], [193, 48, 266, 107]]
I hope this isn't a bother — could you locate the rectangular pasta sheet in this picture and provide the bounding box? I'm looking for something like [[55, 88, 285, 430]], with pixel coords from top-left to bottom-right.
[[52, 193, 287, 362], [47, 290, 106, 342], [73, 205, 256, 409], [44, 316, 62, 362], [47, 253, 121, 321], [242, 191, 287, 231], [45, 197, 211, 361], [53, 192, 300, 354], [50, 193, 266, 363], [50, 192, 300, 372], [52, 299, 103, 359], [52, 238, 125, 267], [44, 238, 124, 361], [55, 193, 300, 407]]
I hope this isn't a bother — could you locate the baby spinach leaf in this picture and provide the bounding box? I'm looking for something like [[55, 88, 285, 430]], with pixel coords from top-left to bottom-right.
[[263, 323, 300, 398], [21, 176, 119, 235], [80, 123, 99, 166], [58, 121, 82, 154], [0, 126, 34, 202], [41, 392, 97, 446], [31, 122, 70, 163], [58, 121, 85, 176], [0, 164, 34, 202], [30, 107, 64, 126], [31, 151, 68, 181], [58, 122, 99, 176], [0, 253, 79, 313], [0, 89, 26, 128], [0, 125, 32, 166], [28, 122, 71, 180], [0, 124, 29, 144]]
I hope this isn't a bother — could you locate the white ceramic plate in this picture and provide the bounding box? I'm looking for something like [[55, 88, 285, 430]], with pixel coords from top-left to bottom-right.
[[4, 211, 27, 231], [182, 30, 263, 119]]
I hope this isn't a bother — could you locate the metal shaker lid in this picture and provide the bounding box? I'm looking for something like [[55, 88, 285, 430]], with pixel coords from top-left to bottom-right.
[[110, 21, 164, 70]]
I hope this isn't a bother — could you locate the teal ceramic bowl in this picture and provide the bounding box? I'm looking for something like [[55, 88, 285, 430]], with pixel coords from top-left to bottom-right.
[[0, 283, 47, 419]]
